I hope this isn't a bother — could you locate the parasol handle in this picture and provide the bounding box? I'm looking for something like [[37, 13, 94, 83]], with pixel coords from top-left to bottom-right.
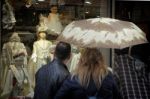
[[128, 46, 133, 59]]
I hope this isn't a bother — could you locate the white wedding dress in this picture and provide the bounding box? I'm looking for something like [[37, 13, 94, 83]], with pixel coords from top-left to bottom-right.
[[45, 13, 63, 35], [28, 40, 52, 88]]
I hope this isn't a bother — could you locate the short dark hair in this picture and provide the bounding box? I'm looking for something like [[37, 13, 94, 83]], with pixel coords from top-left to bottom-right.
[[50, 5, 58, 8], [50, 5, 58, 11], [55, 42, 71, 60]]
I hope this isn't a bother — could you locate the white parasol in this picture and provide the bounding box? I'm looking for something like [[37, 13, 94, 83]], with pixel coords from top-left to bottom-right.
[[58, 17, 147, 49]]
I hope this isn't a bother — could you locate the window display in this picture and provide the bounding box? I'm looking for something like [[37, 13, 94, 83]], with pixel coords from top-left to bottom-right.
[[1, 1, 108, 98]]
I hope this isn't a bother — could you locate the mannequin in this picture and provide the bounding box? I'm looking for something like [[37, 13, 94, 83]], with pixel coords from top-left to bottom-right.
[[45, 5, 63, 35], [36, 14, 48, 32], [20, 0, 36, 26], [2, 0, 16, 29], [29, 31, 52, 88], [31, 31, 52, 71], [68, 46, 81, 73], [1, 32, 29, 98]]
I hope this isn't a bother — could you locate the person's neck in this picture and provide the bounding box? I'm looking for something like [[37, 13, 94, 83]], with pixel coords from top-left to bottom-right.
[[54, 57, 67, 65], [62, 59, 68, 65]]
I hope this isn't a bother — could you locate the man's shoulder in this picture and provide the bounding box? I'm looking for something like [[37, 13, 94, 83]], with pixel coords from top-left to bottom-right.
[[36, 59, 69, 77], [36, 63, 51, 75], [50, 59, 70, 77]]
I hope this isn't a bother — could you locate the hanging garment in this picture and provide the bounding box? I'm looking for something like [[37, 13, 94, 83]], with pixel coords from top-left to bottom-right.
[[2, 1, 16, 29], [36, 14, 48, 32], [69, 53, 81, 73], [20, 4, 36, 26], [58, 0, 65, 5]]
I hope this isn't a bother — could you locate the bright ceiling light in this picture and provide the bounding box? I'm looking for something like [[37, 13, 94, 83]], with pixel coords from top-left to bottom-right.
[[38, 0, 45, 1], [85, 11, 89, 14], [85, 0, 92, 4]]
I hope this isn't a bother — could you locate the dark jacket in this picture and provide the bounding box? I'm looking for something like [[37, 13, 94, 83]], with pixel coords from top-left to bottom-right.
[[54, 72, 121, 99], [34, 58, 70, 99]]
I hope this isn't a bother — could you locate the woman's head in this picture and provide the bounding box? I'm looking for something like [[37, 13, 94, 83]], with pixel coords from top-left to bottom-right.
[[79, 48, 104, 69], [74, 48, 108, 89]]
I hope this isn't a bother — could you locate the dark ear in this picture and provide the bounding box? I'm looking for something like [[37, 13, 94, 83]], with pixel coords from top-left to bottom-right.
[[67, 52, 71, 60]]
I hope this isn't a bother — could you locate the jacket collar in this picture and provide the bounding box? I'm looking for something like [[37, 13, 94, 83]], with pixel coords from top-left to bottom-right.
[[52, 58, 68, 70]]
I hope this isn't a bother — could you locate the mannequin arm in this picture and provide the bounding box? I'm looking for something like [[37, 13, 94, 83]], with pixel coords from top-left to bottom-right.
[[31, 43, 37, 62]]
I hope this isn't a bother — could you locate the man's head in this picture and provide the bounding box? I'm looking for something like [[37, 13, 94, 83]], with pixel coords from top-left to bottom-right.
[[55, 42, 71, 61]]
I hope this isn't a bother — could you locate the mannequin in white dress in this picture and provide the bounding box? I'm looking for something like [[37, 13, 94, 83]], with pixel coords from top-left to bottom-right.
[[45, 5, 63, 35], [31, 31, 52, 71], [28, 31, 52, 88], [36, 14, 48, 32]]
